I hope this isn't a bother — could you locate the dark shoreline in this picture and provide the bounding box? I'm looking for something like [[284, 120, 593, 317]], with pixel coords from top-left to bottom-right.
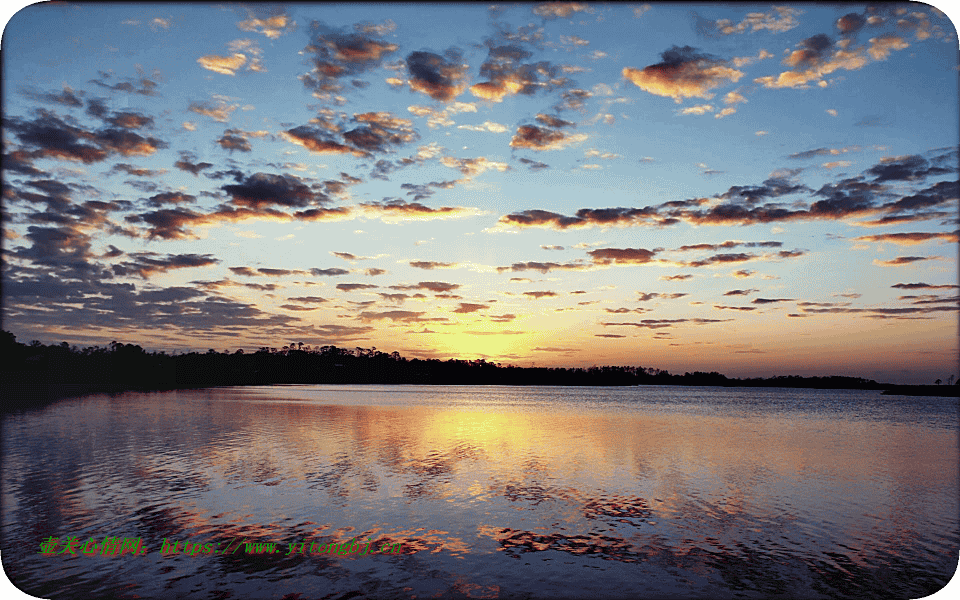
[[4, 378, 957, 415]]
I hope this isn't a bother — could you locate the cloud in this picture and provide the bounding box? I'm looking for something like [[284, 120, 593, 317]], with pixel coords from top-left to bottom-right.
[[588, 247, 658, 266], [679, 104, 714, 115], [222, 172, 329, 209], [5, 111, 165, 164], [237, 9, 295, 38], [891, 282, 959, 292], [457, 120, 509, 133], [197, 53, 248, 75], [389, 281, 461, 293], [287, 296, 328, 304], [337, 283, 379, 292], [410, 261, 458, 269], [440, 155, 509, 176], [865, 154, 951, 182], [406, 49, 468, 101], [358, 310, 427, 322], [110, 163, 165, 177], [188, 98, 238, 122], [532, 2, 589, 19], [281, 126, 368, 157], [343, 112, 418, 153], [217, 130, 252, 152], [714, 6, 802, 34], [469, 39, 570, 104], [452, 303, 488, 313], [127, 207, 210, 240], [310, 268, 350, 277], [854, 231, 959, 245], [636, 292, 688, 301], [754, 34, 881, 89], [356, 199, 480, 222], [174, 152, 213, 175], [623, 46, 744, 102], [724, 289, 759, 296], [523, 291, 558, 299], [301, 21, 396, 96], [751, 297, 795, 304], [676, 240, 783, 252], [836, 12, 867, 34], [112, 252, 219, 279], [661, 274, 693, 281], [498, 206, 669, 230], [496, 261, 589, 274], [873, 256, 943, 266], [509, 124, 586, 151]]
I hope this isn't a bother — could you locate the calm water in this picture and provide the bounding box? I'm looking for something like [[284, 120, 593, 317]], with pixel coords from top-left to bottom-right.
[[2, 385, 957, 599]]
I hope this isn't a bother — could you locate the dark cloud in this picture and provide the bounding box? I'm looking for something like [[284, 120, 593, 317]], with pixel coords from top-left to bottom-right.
[[364, 268, 387, 276], [91, 128, 167, 157], [302, 21, 399, 96], [145, 192, 196, 207], [622, 45, 743, 102], [310, 268, 350, 277], [5, 112, 107, 163], [104, 111, 154, 130], [89, 74, 159, 96], [837, 12, 867, 34], [410, 261, 457, 270], [358, 310, 428, 322], [874, 256, 941, 266], [677, 240, 783, 252], [222, 172, 329, 209], [496, 261, 588, 274], [174, 152, 214, 175], [112, 252, 219, 279], [588, 247, 658, 265], [636, 292, 688, 301], [723, 289, 759, 296], [892, 282, 959, 290], [661, 274, 693, 281], [452, 303, 488, 313], [389, 281, 461, 293], [684, 253, 756, 267], [110, 163, 165, 177], [287, 296, 328, 303], [854, 231, 959, 245], [337, 283, 379, 292], [217, 131, 253, 153], [518, 157, 549, 171], [282, 125, 367, 156], [406, 49, 469, 101], [25, 85, 84, 107], [470, 39, 567, 102], [751, 297, 796, 304], [510, 124, 584, 151], [342, 112, 418, 153], [866, 155, 953, 183], [126, 207, 208, 240], [359, 199, 469, 219], [523, 291, 557, 299], [535, 114, 573, 128]]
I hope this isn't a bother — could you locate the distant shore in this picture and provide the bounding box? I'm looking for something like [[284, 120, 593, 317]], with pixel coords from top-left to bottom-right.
[[3, 377, 957, 415]]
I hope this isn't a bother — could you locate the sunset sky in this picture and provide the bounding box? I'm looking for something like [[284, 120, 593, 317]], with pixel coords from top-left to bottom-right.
[[2, 2, 958, 384]]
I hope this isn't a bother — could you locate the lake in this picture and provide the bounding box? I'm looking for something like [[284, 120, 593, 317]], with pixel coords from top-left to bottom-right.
[[2, 385, 957, 599]]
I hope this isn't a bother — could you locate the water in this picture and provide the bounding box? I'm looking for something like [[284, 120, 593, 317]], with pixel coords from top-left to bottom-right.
[[2, 385, 957, 599]]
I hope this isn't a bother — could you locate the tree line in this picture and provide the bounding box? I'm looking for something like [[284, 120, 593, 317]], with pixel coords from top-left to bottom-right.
[[1, 330, 888, 391]]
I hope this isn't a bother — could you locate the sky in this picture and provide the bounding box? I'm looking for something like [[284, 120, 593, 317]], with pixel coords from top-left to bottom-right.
[[1, 2, 958, 384]]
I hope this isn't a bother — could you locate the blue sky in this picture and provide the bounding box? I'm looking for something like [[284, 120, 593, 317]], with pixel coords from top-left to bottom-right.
[[2, 2, 958, 383]]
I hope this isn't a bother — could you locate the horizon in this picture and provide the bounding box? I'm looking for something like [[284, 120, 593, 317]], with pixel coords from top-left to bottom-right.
[[2, 2, 959, 385]]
